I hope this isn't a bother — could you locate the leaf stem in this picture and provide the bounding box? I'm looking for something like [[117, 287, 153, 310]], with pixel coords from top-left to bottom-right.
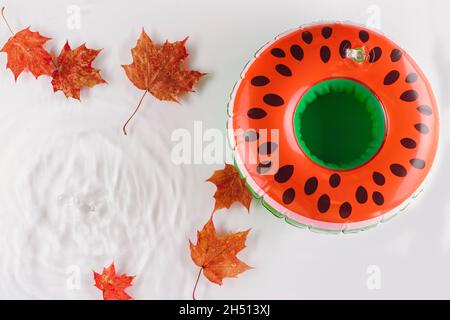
[[122, 90, 147, 135], [1, 7, 15, 35], [192, 267, 202, 300]]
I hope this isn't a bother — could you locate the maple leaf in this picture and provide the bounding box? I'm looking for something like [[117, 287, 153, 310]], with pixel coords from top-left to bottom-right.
[[93, 262, 135, 300], [207, 164, 253, 212], [1, 26, 53, 80], [190, 218, 252, 299], [121, 29, 205, 134], [51, 41, 106, 100]]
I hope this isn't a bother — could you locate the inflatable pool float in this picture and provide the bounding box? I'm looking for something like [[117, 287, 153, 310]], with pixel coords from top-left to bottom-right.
[[227, 22, 439, 233]]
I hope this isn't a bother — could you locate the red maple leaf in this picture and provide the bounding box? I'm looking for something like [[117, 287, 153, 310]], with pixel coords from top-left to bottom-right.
[[93, 262, 135, 300], [51, 41, 106, 100], [121, 29, 205, 134], [207, 164, 253, 212], [1, 27, 53, 80], [1, 7, 53, 79], [190, 218, 252, 299]]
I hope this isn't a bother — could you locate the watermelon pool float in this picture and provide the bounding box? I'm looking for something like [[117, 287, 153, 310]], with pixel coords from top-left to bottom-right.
[[227, 22, 439, 233]]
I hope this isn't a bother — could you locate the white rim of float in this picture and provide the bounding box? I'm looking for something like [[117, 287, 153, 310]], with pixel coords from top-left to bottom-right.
[[226, 21, 439, 234]]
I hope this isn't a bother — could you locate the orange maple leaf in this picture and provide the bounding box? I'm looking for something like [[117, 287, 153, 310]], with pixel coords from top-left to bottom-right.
[[121, 29, 205, 134], [93, 262, 135, 300], [1, 26, 53, 80], [207, 164, 253, 212], [51, 41, 106, 100], [190, 218, 252, 299]]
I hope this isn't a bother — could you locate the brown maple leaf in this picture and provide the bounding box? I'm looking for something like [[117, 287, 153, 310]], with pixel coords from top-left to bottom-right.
[[93, 262, 135, 300], [190, 218, 252, 299], [51, 41, 106, 100], [121, 29, 205, 134], [207, 164, 253, 212], [1, 7, 53, 80]]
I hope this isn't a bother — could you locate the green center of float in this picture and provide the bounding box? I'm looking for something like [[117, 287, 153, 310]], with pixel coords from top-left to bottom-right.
[[294, 78, 385, 170]]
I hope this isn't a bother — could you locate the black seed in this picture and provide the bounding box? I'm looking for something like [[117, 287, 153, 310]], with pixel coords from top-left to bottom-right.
[[263, 93, 284, 107], [318, 194, 330, 213], [275, 64, 292, 77], [329, 174, 341, 188], [417, 105, 432, 115], [414, 123, 429, 134], [400, 90, 419, 102], [302, 31, 313, 44], [339, 202, 352, 219], [339, 40, 351, 58], [256, 161, 272, 174], [258, 142, 278, 155], [244, 130, 259, 142], [359, 30, 369, 43], [304, 177, 318, 195], [384, 70, 400, 85], [390, 49, 402, 62], [369, 47, 382, 63], [251, 76, 270, 86], [400, 138, 416, 149], [410, 158, 425, 169], [372, 172, 385, 186], [270, 48, 285, 57], [247, 108, 267, 119], [406, 73, 418, 83], [290, 44, 304, 61], [372, 192, 384, 206], [356, 186, 368, 204], [282, 188, 295, 204], [320, 46, 331, 63], [274, 165, 294, 183], [321, 26, 332, 39], [390, 163, 407, 177]]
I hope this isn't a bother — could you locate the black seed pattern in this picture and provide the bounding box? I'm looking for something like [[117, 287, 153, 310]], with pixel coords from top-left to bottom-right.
[[274, 165, 294, 183], [390, 49, 402, 62], [329, 174, 341, 188], [406, 73, 418, 83], [320, 46, 331, 63], [400, 90, 419, 102], [302, 31, 313, 44], [339, 202, 352, 219], [356, 186, 368, 204], [251, 76, 270, 86], [275, 64, 292, 77], [258, 142, 278, 155], [263, 93, 284, 107], [400, 138, 416, 149], [369, 47, 382, 63], [290, 45, 304, 61], [304, 177, 318, 195], [244, 130, 259, 142], [417, 105, 432, 115], [372, 192, 384, 206], [339, 40, 351, 58], [414, 123, 429, 134], [410, 158, 425, 169], [247, 108, 267, 119], [372, 172, 385, 186], [384, 70, 400, 85], [321, 26, 332, 39], [390, 163, 407, 177], [282, 188, 295, 204], [359, 30, 369, 43], [317, 194, 330, 213], [257, 161, 272, 174], [270, 48, 285, 57]]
